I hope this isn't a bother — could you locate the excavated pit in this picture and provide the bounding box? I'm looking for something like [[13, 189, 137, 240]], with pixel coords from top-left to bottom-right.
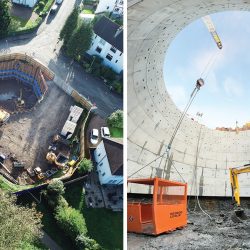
[[0, 79, 37, 113]]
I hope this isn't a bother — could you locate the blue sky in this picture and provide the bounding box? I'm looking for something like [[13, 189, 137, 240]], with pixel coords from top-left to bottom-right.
[[164, 11, 250, 129]]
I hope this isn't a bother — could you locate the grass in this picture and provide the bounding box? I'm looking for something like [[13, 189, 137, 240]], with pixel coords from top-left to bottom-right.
[[82, 9, 94, 14], [64, 184, 123, 250], [109, 127, 123, 138], [9, 15, 42, 33]]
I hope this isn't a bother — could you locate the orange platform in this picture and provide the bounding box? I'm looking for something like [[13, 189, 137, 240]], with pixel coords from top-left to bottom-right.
[[127, 178, 187, 235]]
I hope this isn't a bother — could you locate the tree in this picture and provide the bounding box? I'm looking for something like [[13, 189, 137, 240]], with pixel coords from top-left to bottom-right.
[[0, 0, 11, 38], [0, 191, 42, 249], [76, 234, 101, 250], [59, 7, 80, 46], [55, 205, 87, 240], [45, 180, 65, 208], [66, 22, 93, 59], [47, 179, 65, 197], [78, 158, 94, 174], [107, 110, 123, 128]]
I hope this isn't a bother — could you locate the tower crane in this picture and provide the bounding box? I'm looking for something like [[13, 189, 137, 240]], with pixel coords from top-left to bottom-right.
[[202, 15, 222, 49]]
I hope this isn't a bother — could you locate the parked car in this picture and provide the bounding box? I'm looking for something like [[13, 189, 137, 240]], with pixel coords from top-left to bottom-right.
[[101, 127, 110, 138], [56, 0, 63, 4], [90, 129, 99, 145], [50, 4, 58, 14]]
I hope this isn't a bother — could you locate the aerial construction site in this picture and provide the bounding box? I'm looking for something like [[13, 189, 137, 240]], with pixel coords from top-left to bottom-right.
[[127, 0, 250, 249], [0, 53, 88, 187]]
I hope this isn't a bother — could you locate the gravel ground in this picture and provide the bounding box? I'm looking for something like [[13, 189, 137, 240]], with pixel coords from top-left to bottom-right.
[[128, 210, 250, 250]]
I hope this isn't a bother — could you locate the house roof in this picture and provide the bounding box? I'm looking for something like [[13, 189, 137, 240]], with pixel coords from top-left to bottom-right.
[[103, 138, 123, 176], [93, 16, 123, 52]]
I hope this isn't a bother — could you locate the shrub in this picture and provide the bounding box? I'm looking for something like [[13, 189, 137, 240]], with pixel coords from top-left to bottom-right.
[[113, 81, 123, 94], [55, 205, 87, 240], [107, 110, 123, 129], [76, 234, 101, 250], [101, 66, 117, 81], [78, 158, 94, 174], [47, 180, 65, 197], [38, 1, 45, 9]]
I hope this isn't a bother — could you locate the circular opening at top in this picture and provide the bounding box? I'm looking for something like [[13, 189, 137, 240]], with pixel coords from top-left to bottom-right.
[[164, 11, 250, 130]]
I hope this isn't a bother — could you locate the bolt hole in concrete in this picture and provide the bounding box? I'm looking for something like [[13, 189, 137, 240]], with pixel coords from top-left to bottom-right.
[[0, 79, 37, 113], [164, 11, 250, 130]]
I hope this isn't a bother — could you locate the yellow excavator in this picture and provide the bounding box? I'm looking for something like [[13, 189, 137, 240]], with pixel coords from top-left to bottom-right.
[[230, 164, 250, 221]]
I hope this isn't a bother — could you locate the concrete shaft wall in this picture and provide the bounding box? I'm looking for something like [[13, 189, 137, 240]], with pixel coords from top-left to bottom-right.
[[127, 0, 250, 197]]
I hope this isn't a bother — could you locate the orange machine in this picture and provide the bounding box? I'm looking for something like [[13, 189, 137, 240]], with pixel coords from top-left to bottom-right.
[[127, 178, 187, 235]]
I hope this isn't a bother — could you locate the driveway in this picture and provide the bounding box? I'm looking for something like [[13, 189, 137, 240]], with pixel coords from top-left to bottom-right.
[[0, 0, 123, 118], [86, 114, 107, 148]]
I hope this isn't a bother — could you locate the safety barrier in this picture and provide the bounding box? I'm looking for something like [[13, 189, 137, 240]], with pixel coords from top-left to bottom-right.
[[0, 53, 53, 100]]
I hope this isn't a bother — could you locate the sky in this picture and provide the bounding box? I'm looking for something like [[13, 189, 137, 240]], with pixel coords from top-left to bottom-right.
[[163, 11, 250, 129]]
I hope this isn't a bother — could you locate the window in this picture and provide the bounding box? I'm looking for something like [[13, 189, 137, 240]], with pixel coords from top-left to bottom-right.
[[106, 54, 113, 61], [98, 153, 101, 157], [110, 46, 117, 53], [119, 52, 122, 56], [115, 60, 118, 63], [102, 172, 106, 176], [96, 46, 102, 53], [99, 162, 103, 166], [106, 6, 109, 9], [99, 38, 106, 45]]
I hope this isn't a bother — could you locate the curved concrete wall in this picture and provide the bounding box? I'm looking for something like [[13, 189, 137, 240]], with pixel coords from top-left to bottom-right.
[[127, 0, 250, 197]]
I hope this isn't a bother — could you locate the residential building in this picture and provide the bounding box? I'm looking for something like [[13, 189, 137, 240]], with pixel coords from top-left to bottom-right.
[[12, 0, 38, 8], [93, 138, 123, 185], [87, 16, 123, 74], [95, 0, 123, 17]]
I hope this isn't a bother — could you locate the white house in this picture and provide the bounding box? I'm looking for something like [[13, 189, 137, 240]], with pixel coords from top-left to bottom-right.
[[12, 0, 38, 8], [95, 0, 123, 17], [93, 138, 123, 185], [87, 16, 123, 74]]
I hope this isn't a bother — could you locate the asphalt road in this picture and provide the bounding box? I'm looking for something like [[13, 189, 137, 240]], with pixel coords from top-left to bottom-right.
[[0, 0, 123, 117]]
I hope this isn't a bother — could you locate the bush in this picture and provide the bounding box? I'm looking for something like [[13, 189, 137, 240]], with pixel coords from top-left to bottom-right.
[[113, 81, 123, 94], [101, 66, 117, 81], [107, 110, 123, 129], [47, 180, 65, 197], [55, 205, 87, 240], [38, 1, 45, 9], [78, 158, 94, 174], [76, 234, 101, 250]]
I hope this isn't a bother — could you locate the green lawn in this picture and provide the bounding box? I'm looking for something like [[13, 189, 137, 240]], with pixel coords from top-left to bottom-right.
[[64, 184, 123, 250], [110, 127, 123, 138], [9, 15, 42, 33], [82, 9, 94, 14]]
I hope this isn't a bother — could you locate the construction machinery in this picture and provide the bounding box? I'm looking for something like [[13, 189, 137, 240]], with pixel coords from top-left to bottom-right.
[[202, 15, 222, 49], [0, 109, 10, 125], [230, 164, 250, 220]]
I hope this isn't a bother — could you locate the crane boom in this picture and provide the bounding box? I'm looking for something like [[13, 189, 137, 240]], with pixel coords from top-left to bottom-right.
[[202, 15, 222, 49]]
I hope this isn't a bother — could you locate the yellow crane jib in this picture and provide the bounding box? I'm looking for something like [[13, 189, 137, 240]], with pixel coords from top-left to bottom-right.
[[229, 164, 250, 220], [202, 15, 223, 49]]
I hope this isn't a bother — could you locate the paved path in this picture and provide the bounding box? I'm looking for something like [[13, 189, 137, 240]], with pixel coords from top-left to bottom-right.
[[41, 230, 63, 250], [0, 0, 123, 117]]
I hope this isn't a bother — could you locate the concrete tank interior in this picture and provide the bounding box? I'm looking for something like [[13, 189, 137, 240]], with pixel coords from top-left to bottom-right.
[[127, 0, 250, 197]]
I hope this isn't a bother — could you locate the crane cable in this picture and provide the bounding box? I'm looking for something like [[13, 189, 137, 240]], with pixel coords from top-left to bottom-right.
[[129, 49, 220, 183], [128, 85, 201, 179]]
